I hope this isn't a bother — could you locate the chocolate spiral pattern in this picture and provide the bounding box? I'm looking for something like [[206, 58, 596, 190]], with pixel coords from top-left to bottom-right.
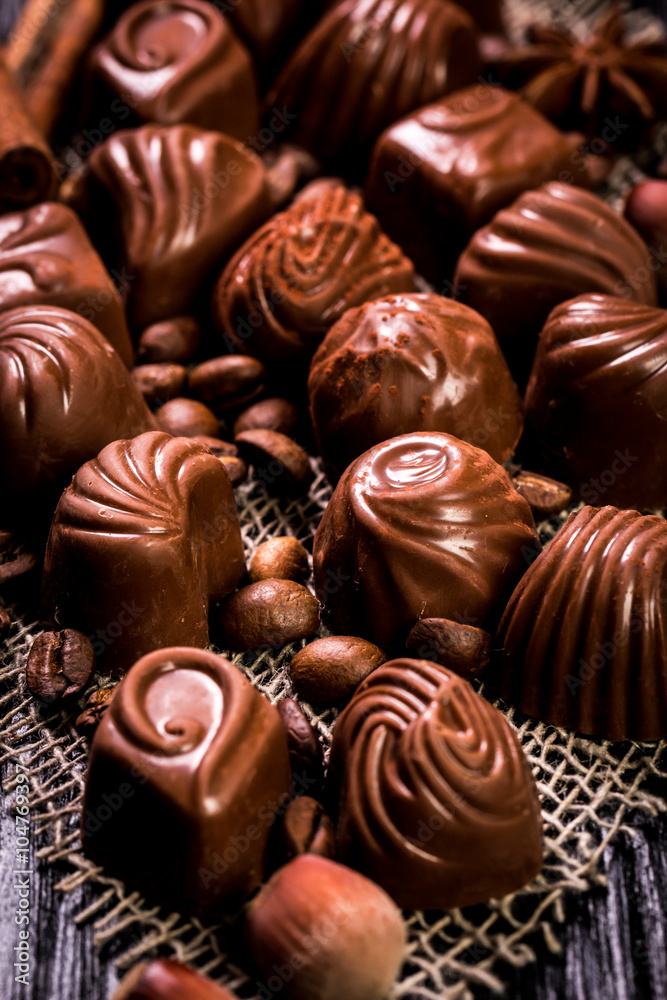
[[496, 505, 667, 741], [328, 658, 543, 909], [266, 0, 480, 162], [88, 124, 271, 330], [42, 431, 245, 673], [524, 294, 667, 509], [214, 184, 416, 364], [90, 0, 258, 139], [312, 432, 539, 651], [0, 306, 154, 524]]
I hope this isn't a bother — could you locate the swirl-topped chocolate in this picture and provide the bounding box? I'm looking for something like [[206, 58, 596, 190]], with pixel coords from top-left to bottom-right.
[[308, 293, 522, 477], [496, 505, 667, 741], [265, 0, 480, 165], [0, 306, 155, 529], [88, 124, 272, 330], [213, 183, 416, 365], [328, 657, 543, 909], [312, 432, 539, 651], [524, 294, 667, 510], [90, 0, 259, 140], [42, 432, 245, 673], [83, 647, 292, 912]]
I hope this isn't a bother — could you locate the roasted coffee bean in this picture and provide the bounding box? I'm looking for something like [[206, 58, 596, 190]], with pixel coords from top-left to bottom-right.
[[277, 698, 324, 794], [289, 636, 387, 704], [136, 316, 201, 365], [0, 605, 11, 641], [219, 579, 319, 650], [511, 470, 572, 519], [75, 686, 116, 736], [220, 455, 248, 487], [188, 355, 266, 412], [26, 629, 95, 703], [156, 398, 219, 438], [406, 618, 491, 681], [281, 796, 336, 861], [111, 959, 237, 1000], [249, 537, 309, 583], [131, 364, 187, 405], [190, 435, 238, 458], [234, 397, 299, 438], [235, 429, 313, 498], [0, 530, 38, 588]]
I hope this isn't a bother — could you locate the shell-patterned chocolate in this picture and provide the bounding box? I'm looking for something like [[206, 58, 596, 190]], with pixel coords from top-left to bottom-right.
[[265, 0, 480, 162], [312, 432, 539, 651], [328, 658, 543, 909], [496, 505, 667, 741], [84, 647, 292, 912], [88, 124, 272, 330], [213, 183, 417, 364], [0, 306, 155, 524], [42, 432, 245, 673], [524, 294, 667, 509]]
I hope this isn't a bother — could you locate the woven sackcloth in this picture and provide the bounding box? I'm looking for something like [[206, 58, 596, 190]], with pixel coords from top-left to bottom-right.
[[3, 2, 667, 998]]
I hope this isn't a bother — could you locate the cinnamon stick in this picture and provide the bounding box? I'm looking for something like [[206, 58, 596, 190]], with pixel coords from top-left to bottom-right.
[[0, 52, 56, 209]]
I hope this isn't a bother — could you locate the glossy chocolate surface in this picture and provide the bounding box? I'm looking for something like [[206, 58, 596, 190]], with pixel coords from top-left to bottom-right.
[[366, 86, 580, 283], [266, 0, 480, 165], [225, 0, 324, 68], [524, 294, 667, 510], [496, 505, 667, 741], [312, 432, 539, 651], [0, 306, 155, 528], [308, 293, 522, 477], [624, 180, 667, 294], [90, 0, 259, 141], [328, 657, 543, 908], [214, 183, 416, 364], [0, 202, 133, 367], [88, 124, 272, 331], [83, 647, 291, 911], [42, 432, 245, 673]]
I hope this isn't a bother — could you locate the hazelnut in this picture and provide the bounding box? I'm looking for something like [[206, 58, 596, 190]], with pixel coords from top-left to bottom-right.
[[111, 958, 237, 1000]]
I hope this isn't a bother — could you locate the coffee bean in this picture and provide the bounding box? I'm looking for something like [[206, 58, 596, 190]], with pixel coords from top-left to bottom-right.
[[26, 629, 95, 703], [289, 636, 387, 705], [219, 455, 248, 487], [249, 537, 309, 584], [277, 698, 324, 793], [136, 316, 201, 364], [131, 364, 187, 405], [0, 530, 38, 589], [0, 605, 11, 641], [156, 398, 219, 438], [406, 618, 491, 681], [190, 436, 238, 458], [188, 355, 266, 412], [218, 580, 320, 650], [511, 470, 572, 519], [234, 397, 299, 438], [281, 796, 336, 862], [75, 686, 116, 736], [235, 429, 313, 498]]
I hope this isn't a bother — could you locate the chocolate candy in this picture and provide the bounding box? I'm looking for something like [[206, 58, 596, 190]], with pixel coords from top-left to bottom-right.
[[224, 0, 323, 75], [0, 306, 156, 529], [523, 294, 667, 510], [0, 201, 133, 367], [312, 432, 539, 651], [328, 658, 543, 908], [89, 0, 259, 141], [366, 86, 580, 284], [213, 183, 416, 364], [266, 0, 480, 166], [496, 505, 667, 741], [42, 431, 244, 673], [83, 646, 291, 911], [308, 293, 522, 478], [87, 124, 273, 330], [624, 179, 667, 294], [454, 182, 658, 380]]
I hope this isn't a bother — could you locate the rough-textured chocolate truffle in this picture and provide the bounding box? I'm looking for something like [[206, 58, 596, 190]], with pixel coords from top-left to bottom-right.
[[328, 658, 543, 908], [308, 293, 522, 477], [83, 647, 291, 912], [454, 182, 658, 379], [213, 183, 416, 364], [496, 505, 667, 741], [89, 0, 259, 140], [0, 201, 133, 367], [42, 432, 245, 673], [312, 432, 539, 651], [87, 124, 273, 330], [524, 294, 667, 510], [265, 0, 480, 165], [0, 306, 156, 528], [366, 86, 581, 284]]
